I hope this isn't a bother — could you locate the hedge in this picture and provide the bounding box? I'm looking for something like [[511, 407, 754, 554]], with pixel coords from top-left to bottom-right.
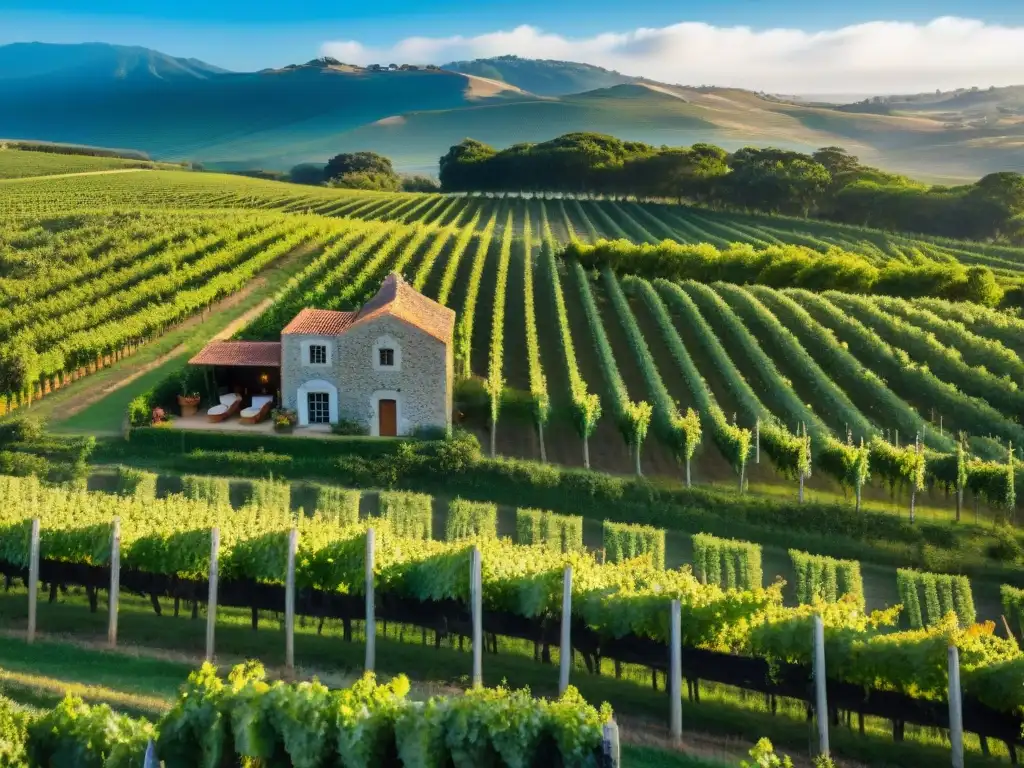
[[602, 521, 665, 569], [897, 568, 976, 629], [245, 477, 292, 515], [181, 474, 230, 507], [516, 508, 584, 553], [789, 549, 864, 608], [692, 534, 763, 590], [376, 491, 432, 540], [126, 425, 424, 460], [115, 466, 157, 501], [445, 498, 498, 541], [89, 430, 1024, 584], [314, 485, 360, 526]]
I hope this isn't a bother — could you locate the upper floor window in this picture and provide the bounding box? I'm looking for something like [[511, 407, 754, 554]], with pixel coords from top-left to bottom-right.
[[309, 344, 327, 365], [373, 335, 402, 371]]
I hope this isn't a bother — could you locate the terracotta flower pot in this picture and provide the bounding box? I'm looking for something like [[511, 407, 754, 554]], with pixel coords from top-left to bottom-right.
[[177, 394, 201, 418]]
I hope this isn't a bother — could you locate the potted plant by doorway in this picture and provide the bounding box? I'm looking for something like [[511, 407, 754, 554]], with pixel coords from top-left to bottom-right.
[[272, 408, 297, 433]]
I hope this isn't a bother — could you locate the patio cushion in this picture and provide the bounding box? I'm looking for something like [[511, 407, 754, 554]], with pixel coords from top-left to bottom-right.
[[240, 407, 260, 418], [250, 395, 274, 409], [207, 404, 229, 416], [219, 393, 241, 407]]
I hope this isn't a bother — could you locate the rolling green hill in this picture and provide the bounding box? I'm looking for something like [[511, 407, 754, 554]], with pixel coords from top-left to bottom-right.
[[0, 44, 1021, 181], [442, 54, 637, 96]]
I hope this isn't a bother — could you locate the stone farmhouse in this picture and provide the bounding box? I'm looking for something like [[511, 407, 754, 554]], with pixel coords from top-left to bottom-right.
[[189, 273, 454, 435]]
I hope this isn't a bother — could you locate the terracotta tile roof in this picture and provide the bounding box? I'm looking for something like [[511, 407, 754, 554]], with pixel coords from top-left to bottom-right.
[[189, 341, 282, 367], [281, 308, 356, 336], [351, 272, 455, 344]]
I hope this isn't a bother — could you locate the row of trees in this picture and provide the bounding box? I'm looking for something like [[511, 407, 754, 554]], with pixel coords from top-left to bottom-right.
[[437, 133, 1024, 242], [290, 152, 439, 192]]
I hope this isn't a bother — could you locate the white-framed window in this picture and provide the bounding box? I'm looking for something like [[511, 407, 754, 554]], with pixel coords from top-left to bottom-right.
[[372, 335, 402, 371], [307, 392, 330, 424], [297, 379, 338, 426], [301, 339, 332, 367]]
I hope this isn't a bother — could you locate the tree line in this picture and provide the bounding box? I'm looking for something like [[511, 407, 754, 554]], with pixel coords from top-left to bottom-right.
[[289, 152, 439, 192], [437, 133, 1024, 243]]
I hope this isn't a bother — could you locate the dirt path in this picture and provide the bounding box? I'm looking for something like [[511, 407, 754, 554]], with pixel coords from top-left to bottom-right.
[[0, 168, 152, 184], [46, 243, 316, 420]]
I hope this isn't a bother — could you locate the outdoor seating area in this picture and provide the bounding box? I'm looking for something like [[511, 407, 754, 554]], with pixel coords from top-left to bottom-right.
[[207, 393, 243, 423], [187, 341, 282, 428]]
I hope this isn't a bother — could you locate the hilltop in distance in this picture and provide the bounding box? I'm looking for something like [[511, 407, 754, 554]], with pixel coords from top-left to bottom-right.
[[0, 42, 1021, 181]]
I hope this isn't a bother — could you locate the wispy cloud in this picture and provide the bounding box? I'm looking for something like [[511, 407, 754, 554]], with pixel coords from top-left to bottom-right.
[[321, 17, 1024, 94]]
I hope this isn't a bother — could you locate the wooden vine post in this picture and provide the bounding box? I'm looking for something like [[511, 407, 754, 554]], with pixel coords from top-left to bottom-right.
[[949, 644, 964, 768], [669, 599, 682, 744], [910, 433, 922, 524], [365, 527, 376, 673], [27, 518, 40, 644], [813, 614, 830, 759], [205, 527, 219, 662], [602, 720, 621, 768], [285, 526, 297, 671], [471, 546, 483, 688], [108, 517, 121, 648], [755, 418, 760, 464], [559, 565, 573, 695]]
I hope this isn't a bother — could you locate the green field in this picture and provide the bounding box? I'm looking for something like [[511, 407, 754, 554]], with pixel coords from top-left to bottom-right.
[[2, 170, 1023, 512], [2, 163, 1024, 766], [0, 147, 176, 178]]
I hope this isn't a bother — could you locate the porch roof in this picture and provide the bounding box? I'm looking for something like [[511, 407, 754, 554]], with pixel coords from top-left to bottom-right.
[[189, 341, 282, 368]]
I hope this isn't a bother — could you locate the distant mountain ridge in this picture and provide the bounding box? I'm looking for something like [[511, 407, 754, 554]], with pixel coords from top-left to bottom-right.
[[0, 42, 228, 84], [1, 42, 1021, 182]]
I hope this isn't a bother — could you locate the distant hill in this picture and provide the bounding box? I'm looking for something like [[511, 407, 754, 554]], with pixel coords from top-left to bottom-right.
[[0, 43, 528, 164], [835, 85, 1024, 123], [0, 42, 227, 84], [442, 55, 636, 96], [1, 43, 1021, 182]]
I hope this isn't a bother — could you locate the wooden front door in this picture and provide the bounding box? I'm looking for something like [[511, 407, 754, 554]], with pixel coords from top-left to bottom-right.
[[378, 399, 397, 436]]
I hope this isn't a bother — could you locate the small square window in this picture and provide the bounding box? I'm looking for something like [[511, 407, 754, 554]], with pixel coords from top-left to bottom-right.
[[309, 345, 327, 365], [379, 348, 395, 367]]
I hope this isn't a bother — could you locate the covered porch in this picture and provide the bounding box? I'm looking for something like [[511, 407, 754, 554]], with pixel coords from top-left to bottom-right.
[[188, 341, 282, 424]]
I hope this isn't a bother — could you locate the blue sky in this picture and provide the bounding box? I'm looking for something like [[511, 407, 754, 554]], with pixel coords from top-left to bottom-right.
[[2, 0, 1022, 71], [1, 1, 1022, 91]]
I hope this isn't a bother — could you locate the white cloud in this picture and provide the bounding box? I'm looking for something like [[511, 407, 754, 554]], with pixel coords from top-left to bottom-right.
[[321, 17, 1024, 94]]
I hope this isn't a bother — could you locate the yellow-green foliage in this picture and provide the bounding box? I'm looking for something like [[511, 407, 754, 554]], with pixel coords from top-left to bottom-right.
[[445, 498, 497, 541], [246, 477, 291, 516], [376, 491, 432, 540], [115, 466, 157, 501], [692, 533, 762, 590], [1001, 584, 1024, 639], [790, 549, 864, 608], [515, 508, 583, 553], [602, 520, 665, 570], [181, 474, 230, 507], [313, 485, 360, 527], [897, 568, 975, 628]]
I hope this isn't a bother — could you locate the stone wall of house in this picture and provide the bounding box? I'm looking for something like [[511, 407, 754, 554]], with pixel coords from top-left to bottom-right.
[[280, 315, 452, 434]]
